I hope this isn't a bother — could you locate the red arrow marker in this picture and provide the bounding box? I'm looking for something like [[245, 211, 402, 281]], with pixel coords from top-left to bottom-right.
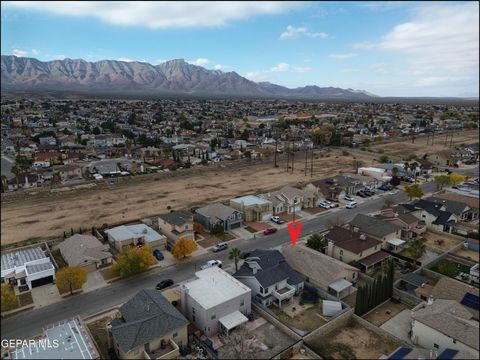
[[288, 222, 302, 246]]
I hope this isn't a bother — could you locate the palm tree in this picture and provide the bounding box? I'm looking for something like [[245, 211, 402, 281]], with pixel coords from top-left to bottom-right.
[[229, 248, 241, 272], [408, 239, 426, 269], [11, 163, 22, 189]]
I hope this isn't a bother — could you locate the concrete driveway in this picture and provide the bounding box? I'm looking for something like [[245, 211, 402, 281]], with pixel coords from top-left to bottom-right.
[[31, 284, 62, 309], [83, 271, 109, 293], [380, 309, 413, 344]]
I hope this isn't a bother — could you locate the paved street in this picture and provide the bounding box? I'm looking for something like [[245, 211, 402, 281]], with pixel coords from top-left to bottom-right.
[[0, 182, 436, 341]]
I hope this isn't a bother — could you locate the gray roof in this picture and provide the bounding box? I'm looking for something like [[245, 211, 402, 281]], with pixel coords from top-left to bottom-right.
[[195, 203, 239, 221], [233, 249, 303, 288], [158, 210, 192, 226], [111, 289, 188, 353], [429, 197, 470, 216], [349, 214, 400, 238], [1, 247, 47, 272], [57, 234, 112, 267], [402, 273, 428, 287], [412, 300, 479, 350]]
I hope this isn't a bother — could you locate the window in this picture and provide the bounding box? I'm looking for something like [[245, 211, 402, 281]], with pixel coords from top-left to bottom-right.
[[453, 340, 456, 344], [340, 250, 343, 255], [360, 252, 363, 257], [352, 272, 356, 279], [192, 315, 196, 322], [375, 246, 377, 250], [240, 299, 244, 307], [434, 343, 439, 349], [211, 313, 216, 320], [173, 330, 177, 338], [192, 307, 195, 314]]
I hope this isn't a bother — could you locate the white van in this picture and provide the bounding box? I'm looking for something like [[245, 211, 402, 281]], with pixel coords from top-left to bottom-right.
[[346, 201, 357, 209]]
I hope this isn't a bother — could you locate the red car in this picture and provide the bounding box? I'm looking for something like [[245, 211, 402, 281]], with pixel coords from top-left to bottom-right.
[[263, 228, 277, 235]]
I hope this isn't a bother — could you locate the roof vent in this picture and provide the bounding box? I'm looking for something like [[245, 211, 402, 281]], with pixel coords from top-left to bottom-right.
[[142, 228, 148, 234], [359, 234, 367, 241]]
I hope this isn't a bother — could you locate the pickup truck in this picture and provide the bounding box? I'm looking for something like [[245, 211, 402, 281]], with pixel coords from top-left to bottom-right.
[[200, 259, 223, 270]]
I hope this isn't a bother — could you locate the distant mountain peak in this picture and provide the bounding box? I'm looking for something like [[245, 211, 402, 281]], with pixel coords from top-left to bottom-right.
[[1, 55, 378, 99]]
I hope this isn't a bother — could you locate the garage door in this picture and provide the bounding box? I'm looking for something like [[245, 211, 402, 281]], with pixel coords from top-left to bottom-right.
[[230, 222, 241, 229], [30, 276, 54, 288]]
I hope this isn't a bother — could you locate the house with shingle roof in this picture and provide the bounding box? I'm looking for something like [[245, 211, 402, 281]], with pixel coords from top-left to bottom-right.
[[194, 203, 242, 231], [109, 289, 189, 359], [281, 243, 358, 299], [348, 213, 403, 250], [378, 207, 427, 240], [259, 186, 316, 214], [408, 199, 458, 233], [233, 249, 304, 308], [158, 210, 195, 244], [325, 226, 390, 273], [411, 299, 479, 358], [55, 234, 112, 272]]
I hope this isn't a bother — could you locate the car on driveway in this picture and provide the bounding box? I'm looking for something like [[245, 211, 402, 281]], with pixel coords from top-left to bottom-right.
[[388, 190, 400, 195], [156, 279, 174, 290], [271, 216, 284, 224], [356, 191, 368, 198], [201, 259, 223, 270], [344, 194, 354, 202], [263, 228, 277, 235], [153, 249, 164, 261], [319, 201, 333, 209]]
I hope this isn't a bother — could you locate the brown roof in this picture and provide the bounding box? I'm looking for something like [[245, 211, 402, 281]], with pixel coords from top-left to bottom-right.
[[431, 277, 479, 320], [435, 191, 479, 210], [326, 226, 381, 254], [359, 250, 391, 267]]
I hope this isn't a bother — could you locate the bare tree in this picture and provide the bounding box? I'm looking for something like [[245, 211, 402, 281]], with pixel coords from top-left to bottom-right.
[[221, 324, 261, 359]]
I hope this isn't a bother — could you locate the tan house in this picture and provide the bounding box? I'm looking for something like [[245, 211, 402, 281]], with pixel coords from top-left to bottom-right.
[[379, 207, 427, 240], [105, 224, 167, 251], [348, 213, 403, 251], [260, 186, 317, 214], [282, 243, 358, 299], [158, 210, 195, 245], [56, 234, 113, 272], [229, 195, 273, 222], [325, 226, 391, 273], [110, 289, 189, 359]]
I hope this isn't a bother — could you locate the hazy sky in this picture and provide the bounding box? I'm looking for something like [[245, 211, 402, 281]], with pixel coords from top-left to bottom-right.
[[1, 1, 479, 97]]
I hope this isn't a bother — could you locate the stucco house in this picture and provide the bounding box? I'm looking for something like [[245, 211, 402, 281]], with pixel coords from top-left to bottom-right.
[[158, 210, 195, 245], [105, 224, 167, 251], [229, 195, 273, 222], [259, 186, 316, 214], [194, 203, 242, 231]]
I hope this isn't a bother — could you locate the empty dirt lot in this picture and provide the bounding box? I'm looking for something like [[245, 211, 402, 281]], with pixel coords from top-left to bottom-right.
[[1, 149, 372, 245]]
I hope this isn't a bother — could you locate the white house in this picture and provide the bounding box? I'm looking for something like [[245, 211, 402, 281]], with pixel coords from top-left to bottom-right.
[[1, 247, 55, 289], [411, 300, 479, 358], [180, 267, 251, 336], [357, 167, 391, 182], [105, 224, 167, 251]]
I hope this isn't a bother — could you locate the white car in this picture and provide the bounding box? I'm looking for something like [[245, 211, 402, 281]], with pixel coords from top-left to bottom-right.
[[346, 201, 357, 209], [388, 190, 399, 195], [271, 216, 284, 224], [319, 201, 332, 209], [200, 260, 223, 270]]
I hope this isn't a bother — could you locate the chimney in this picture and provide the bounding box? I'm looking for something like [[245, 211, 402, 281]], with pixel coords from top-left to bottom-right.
[[353, 226, 359, 232]]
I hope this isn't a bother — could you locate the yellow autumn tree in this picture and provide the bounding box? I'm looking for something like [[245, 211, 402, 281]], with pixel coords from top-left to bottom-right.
[[113, 246, 156, 278], [55, 267, 87, 295], [448, 173, 465, 186], [1, 283, 17, 312], [172, 238, 198, 259]]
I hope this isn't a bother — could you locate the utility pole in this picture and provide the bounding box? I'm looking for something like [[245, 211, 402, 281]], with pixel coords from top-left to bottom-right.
[[445, 130, 449, 147], [291, 141, 295, 173], [274, 138, 278, 167], [450, 132, 454, 148], [304, 148, 308, 176], [286, 142, 290, 172], [310, 147, 314, 178]]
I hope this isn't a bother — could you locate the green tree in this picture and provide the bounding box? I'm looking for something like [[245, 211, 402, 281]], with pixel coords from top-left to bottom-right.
[[404, 184, 423, 200], [379, 155, 390, 163], [113, 246, 156, 277], [1, 283, 17, 312], [434, 175, 451, 190], [408, 239, 426, 269], [229, 248, 241, 272], [211, 223, 225, 236], [391, 167, 399, 177], [306, 234, 328, 253], [437, 260, 458, 277]]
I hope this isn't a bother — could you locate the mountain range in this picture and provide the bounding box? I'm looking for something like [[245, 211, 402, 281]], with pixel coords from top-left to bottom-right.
[[1, 55, 378, 99]]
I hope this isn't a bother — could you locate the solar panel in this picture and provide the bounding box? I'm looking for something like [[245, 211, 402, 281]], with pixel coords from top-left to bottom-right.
[[388, 347, 413, 359], [438, 348, 459, 359], [460, 293, 480, 310]]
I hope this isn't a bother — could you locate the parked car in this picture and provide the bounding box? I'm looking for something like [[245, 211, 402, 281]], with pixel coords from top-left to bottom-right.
[[379, 184, 391, 191], [156, 279, 174, 290], [344, 194, 354, 202], [388, 190, 400, 195], [263, 228, 277, 235], [346, 201, 357, 209], [153, 249, 164, 261], [356, 191, 367, 198], [363, 190, 374, 196], [201, 259, 223, 270], [319, 201, 332, 209], [271, 216, 284, 224], [212, 242, 228, 252]]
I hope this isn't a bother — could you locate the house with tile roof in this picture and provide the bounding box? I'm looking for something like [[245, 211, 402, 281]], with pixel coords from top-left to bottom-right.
[[411, 299, 479, 358], [325, 226, 390, 273], [233, 249, 304, 308], [109, 289, 189, 359]]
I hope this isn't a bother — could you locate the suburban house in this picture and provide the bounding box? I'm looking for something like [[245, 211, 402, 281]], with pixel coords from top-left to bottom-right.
[[325, 226, 391, 273], [105, 224, 167, 251], [260, 186, 316, 214], [411, 300, 479, 358], [9, 317, 100, 360], [194, 203, 242, 231], [427, 197, 474, 222], [233, 249, 304, 308], [55, 164, 83, 181], [334, 173, 378, 194], [357, 167, 391, 182], [158, 210, 195, 245], [180, 267, 251, 336], [281, 243, 358, 300], [406, 200, 458, 233], [229, 195, 273, 222], [378, 206, 427, 240], [305, 178, 343, 202], [435, 191, 479, 221], [56, 234, 113, 272], [348, 214, 403, 251], [1, 247, 55, 289], [7, 173, 42, 191], [109, 289, 189, 359]]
